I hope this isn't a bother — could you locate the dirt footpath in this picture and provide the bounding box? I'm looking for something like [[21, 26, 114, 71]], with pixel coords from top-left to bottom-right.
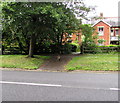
[[39, 54, 79, 72]]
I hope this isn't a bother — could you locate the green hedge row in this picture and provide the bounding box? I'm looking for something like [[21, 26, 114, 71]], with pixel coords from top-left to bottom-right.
[[98, 45, 120, 47], [83, 45, 119, 53]]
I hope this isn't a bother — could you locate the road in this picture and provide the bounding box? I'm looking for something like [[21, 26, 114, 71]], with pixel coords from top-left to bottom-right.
[[1, 70, 119, 101]]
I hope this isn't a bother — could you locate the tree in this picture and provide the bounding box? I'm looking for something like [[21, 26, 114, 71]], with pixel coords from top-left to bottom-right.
[[79, 24, 96, 54], [2, 2, 92, 57], [2, 2, 59, 57]]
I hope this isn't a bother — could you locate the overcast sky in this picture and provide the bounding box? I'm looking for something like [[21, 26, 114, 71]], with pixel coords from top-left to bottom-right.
[[84, 0, 119, 17]]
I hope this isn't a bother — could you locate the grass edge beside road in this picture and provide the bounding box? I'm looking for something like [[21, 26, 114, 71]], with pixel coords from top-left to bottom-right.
[[65, 53, 119, 71], [0, 55, 50, 70]]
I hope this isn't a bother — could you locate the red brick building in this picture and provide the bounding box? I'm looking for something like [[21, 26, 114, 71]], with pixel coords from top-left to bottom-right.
[[92, 20, 120, 45], [62, 32, 82, 45], [63, 15, 120, 46]]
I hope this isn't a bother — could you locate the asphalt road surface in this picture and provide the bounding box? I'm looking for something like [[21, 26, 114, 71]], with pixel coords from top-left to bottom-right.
[[1, 70, 119, 101]]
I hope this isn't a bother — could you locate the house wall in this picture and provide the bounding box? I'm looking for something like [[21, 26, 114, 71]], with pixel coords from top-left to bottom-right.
[[111, 27, 120, 36], [119, 28, 120, 36], [93, 21, 110, 45], [62, 33, 82, 44], [71, 33, 77, 41]]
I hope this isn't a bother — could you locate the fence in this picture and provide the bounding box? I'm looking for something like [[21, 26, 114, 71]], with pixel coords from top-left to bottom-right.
[[82, 46, 119, 53]]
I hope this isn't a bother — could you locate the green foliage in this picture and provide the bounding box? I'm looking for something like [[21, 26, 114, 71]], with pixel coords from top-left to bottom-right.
[[65, 54, 118, 71], [79, 24, 98, 54], [34, 43, 74, 54], [98, 45, 119, 53], [82, 44, 119, 54], [98, 39, 106, 44], [98, 45, 120, 47], [2, 2, 91, 55], [79, 24, 95, 43], [61, 43, 72, 54], [82, 42, 102, 54], [70, 42, 80, 52]]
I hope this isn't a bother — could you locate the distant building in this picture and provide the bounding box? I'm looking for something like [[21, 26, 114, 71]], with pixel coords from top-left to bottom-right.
[[62, 32, 82, 45], [63, 13, 120, 46], [92, 20, 120, 45]]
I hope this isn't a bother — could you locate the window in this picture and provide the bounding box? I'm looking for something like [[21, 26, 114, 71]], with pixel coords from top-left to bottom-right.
[[115, 29, 119, 36], [111, 29, 114, 36], [98, 26, 104, 36]]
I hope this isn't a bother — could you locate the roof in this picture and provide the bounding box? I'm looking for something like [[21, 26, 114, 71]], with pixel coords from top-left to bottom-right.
[[92, 17, 120, 27], [92, 20, 112, 27], [107, 21, 120, 27]]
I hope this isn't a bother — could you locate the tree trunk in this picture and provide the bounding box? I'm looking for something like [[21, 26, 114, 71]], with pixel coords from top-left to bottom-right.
[[59, 32, 64, 54], [28, 34, 35, 57], [80, 44, 84, 54], [56, 34, 60, 54]]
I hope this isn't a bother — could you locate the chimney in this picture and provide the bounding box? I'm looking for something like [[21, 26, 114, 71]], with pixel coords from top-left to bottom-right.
[[100, 13, 103, 18]]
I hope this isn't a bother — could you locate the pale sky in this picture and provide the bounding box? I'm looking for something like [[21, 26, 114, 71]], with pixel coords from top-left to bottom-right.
[[84, 0, 119, 17]]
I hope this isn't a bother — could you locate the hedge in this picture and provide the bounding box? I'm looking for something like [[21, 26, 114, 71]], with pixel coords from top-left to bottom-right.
[[82, 45, 119, 53]]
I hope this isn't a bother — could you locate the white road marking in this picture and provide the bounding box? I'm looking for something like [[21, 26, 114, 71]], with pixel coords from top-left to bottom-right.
[[63, 86, 119, 91], [109, 88, 120, 91], [0, 81, 62, 87], [0, 81, 119, 91]]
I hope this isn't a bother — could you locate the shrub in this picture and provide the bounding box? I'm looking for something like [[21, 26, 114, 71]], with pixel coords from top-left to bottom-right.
[[98, 39, 106, 44], [34, 43, 74, 54], [61, 43, 72, 54], [99, 45, 119, 47], [81, 43, 119, 54], [98, 45, 119, 53], [70, 43, 79, 52], [82, 42, 102, 54]]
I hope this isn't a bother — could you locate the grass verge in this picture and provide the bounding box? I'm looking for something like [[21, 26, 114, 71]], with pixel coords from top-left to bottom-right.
[[65, 53, 118, 71], [0, 55, 50, 70]]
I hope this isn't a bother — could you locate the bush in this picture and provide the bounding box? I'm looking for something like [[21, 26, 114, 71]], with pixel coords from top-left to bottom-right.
[[98, 45, 119, 53], [82, 42, 102, 54], [99, 45, 119, 47], [81, 43, 119, 54], [61, 43, 72, 54], [70, 43, 78, 52], [34, 43, 74, 54]]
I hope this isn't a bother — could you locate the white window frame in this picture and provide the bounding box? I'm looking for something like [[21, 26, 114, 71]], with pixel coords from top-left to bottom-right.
[[115, 29, 119, 36], [98, 26, 104, 36], [111, 28, 114, 36]]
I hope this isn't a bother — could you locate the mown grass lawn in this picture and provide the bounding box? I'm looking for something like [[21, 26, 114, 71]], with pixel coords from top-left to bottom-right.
[[0, 55, 50, 70], [65, 53, 119, 71]]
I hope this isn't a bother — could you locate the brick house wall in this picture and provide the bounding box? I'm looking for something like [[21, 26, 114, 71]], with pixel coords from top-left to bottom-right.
[[93, 21, 111, 45], [71, 33, 82, 44], [62, 33, 82, 44], [63, 21, 120, 46], [71, 33, 77, 41]]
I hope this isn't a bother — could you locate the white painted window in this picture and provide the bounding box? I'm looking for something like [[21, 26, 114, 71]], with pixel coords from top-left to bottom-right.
[[111, 29, 114, 36], [98, 26, 104, 36], [115, 29, 119, 36]]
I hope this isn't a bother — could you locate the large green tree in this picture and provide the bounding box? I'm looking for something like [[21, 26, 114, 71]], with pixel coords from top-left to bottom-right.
[[2, 2, 91, 57]]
